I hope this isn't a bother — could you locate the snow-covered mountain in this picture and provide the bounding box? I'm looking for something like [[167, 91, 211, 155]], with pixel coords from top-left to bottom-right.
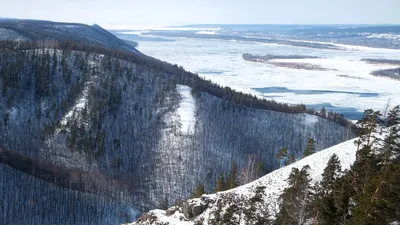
[[133, 138, 357, 225]]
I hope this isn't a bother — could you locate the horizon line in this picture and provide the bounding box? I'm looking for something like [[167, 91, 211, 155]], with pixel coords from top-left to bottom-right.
[[1, 17, 400, 29]]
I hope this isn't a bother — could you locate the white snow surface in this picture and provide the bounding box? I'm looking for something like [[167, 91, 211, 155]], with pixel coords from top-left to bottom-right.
[[304, 113, 319, 126], [132, 138, 358, 225], [60, 87, 88, 126], [176, 85, 196, 135], [196, 31, 218, 35], [137, 209, 191, 225]]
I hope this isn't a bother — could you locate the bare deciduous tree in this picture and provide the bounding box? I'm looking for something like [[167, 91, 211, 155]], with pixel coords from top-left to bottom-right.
[[238, 154, 262, 185]]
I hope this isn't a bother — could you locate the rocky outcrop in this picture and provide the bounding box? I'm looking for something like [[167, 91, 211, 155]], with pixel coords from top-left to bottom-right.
[[182, 197, 211, 219]]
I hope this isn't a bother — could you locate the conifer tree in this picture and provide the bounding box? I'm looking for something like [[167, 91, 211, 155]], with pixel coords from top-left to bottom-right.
[[313, 154, 342, 225], [214, 173, 226, 192], [352, 144, 381, 192], [331, 172, 354, 224], [354, 109, 382, 150], [381, 105, 400, 162], [303, 138, 316, 158], [159, 195, 169, 210], [275, 148, 288, 168], [225, 163, 238, 190], [320, 154, 342, 190], [320, 106, 326, 118], [275, 166, 312, 225], [347, 109, 382, 200], [349, 161, 400, 225], [285, 153, 296, 166], [256, 161, 264, 177], [190, 183, 206, 199]]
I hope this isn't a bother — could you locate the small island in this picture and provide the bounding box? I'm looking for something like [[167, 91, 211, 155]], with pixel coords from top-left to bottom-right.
[[336, 74, 364, 80], [242, 53, 320, 62], [361, 58, 400, 65], [371, 67, 400, 80], [242, 53, 335, 71], [268, 61, 336, 71]]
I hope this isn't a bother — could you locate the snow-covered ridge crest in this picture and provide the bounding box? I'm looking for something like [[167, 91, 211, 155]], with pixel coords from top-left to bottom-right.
[[132, 138, 358, 225]]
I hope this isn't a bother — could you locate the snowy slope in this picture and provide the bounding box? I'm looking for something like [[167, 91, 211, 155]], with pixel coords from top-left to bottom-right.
[[132, 138, 358, 225], [176, 85, 196, 135]]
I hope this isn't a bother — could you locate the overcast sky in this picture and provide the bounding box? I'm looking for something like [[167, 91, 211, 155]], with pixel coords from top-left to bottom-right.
[[1, 0, 399, 28]]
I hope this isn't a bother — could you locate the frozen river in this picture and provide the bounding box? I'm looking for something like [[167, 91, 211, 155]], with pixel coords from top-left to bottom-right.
[[132, 34, 400, 119]]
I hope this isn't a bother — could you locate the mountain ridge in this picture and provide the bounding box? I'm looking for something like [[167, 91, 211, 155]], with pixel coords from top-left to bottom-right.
[[133, 138, 358, 224], [0, 19, 139, 52]]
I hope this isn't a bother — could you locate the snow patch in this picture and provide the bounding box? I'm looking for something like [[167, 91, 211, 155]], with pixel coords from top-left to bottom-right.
[[8, 107, 19, 120], [176, 85, 196, 135], [149, 209, 190, 225], [60, 85, 88, 126], [304, 114, 319, 126]]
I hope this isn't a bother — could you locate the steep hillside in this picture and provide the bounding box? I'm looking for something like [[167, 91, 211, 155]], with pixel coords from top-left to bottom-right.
[[133, 138, 358, 225], [0, 19, 138, 52], [0, 39, 351, 224]]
